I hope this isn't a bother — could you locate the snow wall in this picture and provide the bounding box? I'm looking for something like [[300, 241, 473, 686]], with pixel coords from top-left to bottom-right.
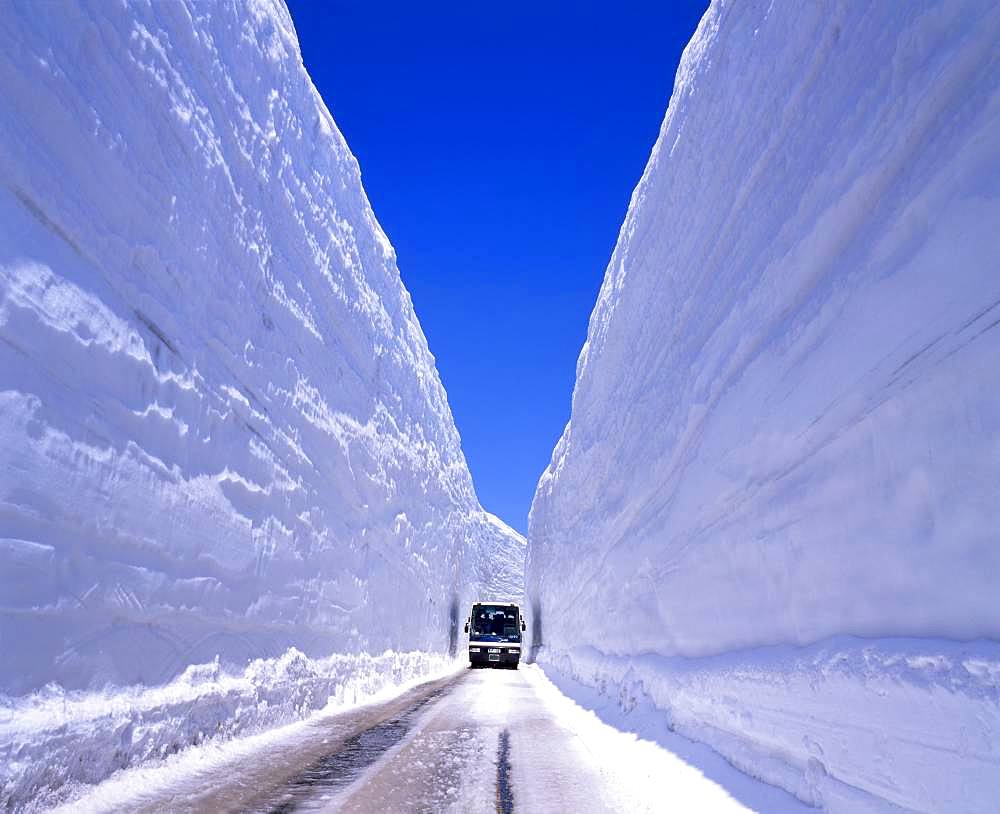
[[0, 0, 525, 698], [527, 1, 1000, 812]]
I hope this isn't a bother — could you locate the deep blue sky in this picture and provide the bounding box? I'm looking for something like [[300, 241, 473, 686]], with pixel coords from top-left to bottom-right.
[[286, 1, 707, 534]]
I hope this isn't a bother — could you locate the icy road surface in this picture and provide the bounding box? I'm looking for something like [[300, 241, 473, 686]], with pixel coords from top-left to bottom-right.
[[56, 665, 810, 813]]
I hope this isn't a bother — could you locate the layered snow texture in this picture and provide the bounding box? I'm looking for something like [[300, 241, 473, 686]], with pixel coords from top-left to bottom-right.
[[0, 0, 523, 701], [527, 0, 1000, 811], [541, 639, 1000, 814]]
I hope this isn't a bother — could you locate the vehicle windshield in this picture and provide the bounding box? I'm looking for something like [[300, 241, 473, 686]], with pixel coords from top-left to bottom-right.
[[469, 605, 521, 642]]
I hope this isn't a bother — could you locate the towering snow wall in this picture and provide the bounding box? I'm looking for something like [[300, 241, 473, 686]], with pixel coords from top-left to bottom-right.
[[0, 0, 523, 699], [527, 1, 1000, 811]]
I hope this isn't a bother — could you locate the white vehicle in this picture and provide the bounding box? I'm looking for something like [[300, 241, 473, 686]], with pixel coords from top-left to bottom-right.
[[464, 601, 525, 668]]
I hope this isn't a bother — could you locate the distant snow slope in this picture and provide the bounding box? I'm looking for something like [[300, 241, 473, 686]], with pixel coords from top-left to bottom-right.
[[527, 0, 1000, 811], [468, 511, 527, 602], [0, 0, 523, 700]]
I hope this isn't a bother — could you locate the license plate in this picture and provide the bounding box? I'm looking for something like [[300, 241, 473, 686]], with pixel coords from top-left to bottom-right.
[[489, 654, 500, 661]]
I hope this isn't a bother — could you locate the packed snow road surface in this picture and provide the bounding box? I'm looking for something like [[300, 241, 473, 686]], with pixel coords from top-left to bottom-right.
[[56, 665, 809, 813]]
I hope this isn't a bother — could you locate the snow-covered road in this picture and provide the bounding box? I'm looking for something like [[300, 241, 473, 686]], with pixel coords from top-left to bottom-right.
[[56, 665, 810, 813]]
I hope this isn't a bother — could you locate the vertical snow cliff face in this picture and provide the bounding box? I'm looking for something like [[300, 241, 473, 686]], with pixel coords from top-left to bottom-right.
[[0, 0, 523, 696], [527, 1, 1000, 811]]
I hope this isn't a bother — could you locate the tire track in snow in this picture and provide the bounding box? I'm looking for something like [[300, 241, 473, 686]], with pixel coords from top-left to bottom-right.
[[257, 680, 456, 813], [495, 728, 514, 814]]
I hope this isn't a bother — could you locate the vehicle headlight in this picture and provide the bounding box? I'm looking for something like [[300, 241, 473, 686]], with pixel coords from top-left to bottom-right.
[[469, 647, 480, 653]]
